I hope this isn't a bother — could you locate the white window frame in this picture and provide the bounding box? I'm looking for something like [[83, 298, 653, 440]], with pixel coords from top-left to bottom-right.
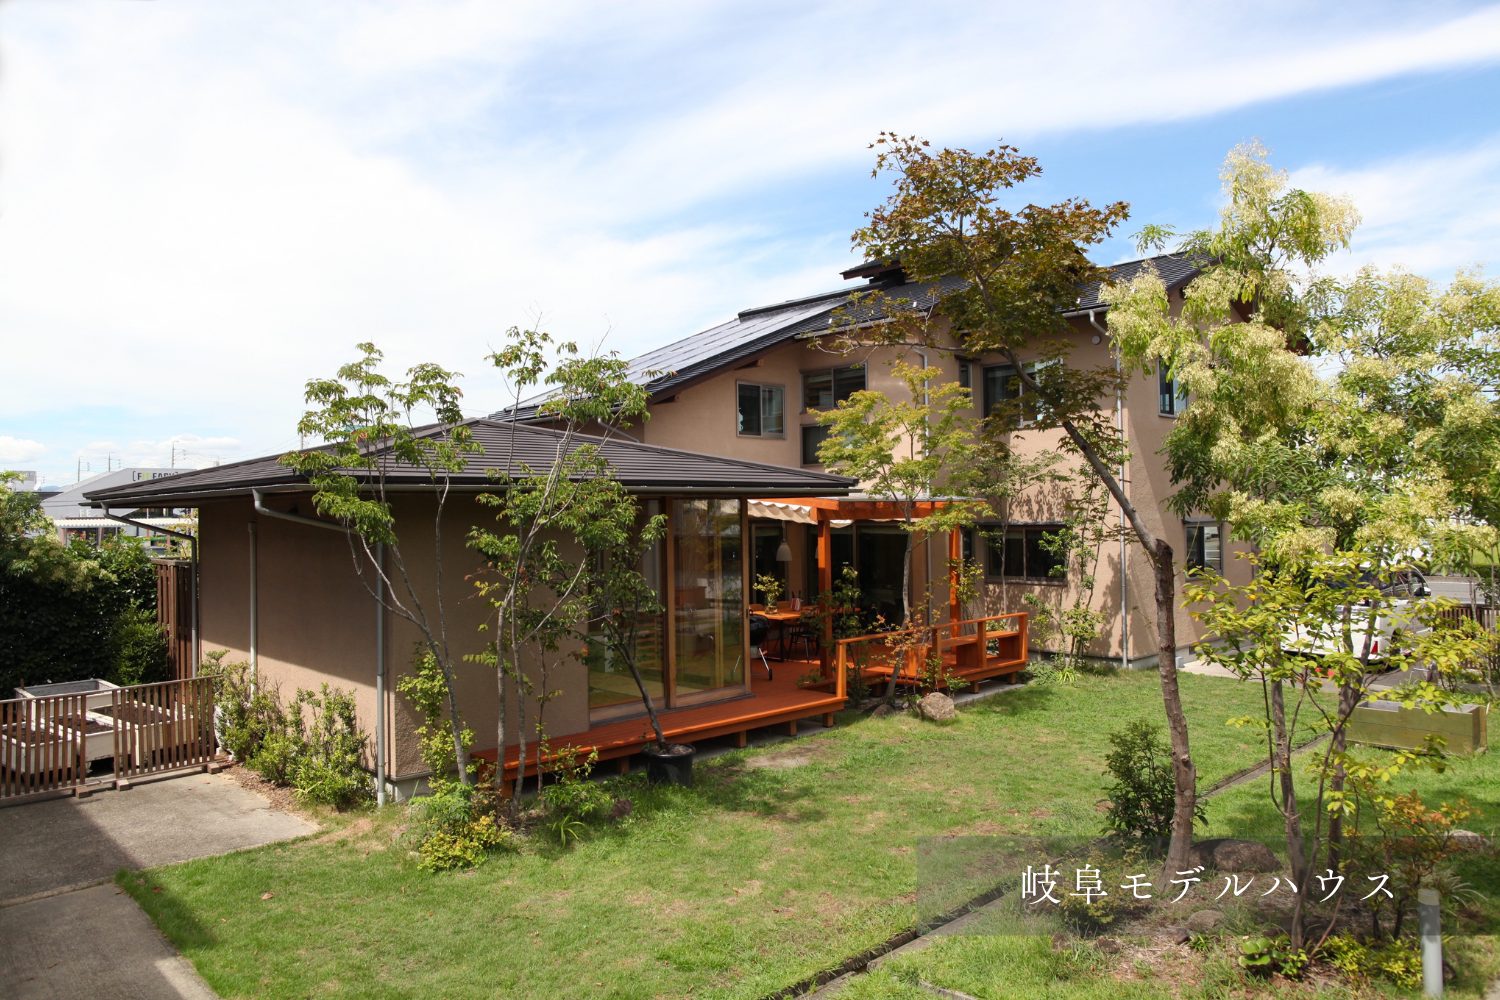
[[1184, 519, 1223, 574]]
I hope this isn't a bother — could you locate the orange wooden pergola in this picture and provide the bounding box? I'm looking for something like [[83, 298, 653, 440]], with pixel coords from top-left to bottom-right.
[[758, 496, 961, 672]]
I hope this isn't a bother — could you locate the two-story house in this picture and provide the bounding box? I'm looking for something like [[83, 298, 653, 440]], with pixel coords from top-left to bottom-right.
[[495, 253, 1250, 668]]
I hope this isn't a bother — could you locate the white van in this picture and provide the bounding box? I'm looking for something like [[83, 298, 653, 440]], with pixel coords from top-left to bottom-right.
[[1282, 569, 1433, 663]]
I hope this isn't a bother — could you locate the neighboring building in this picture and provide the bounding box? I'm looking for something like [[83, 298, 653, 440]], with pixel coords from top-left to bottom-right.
[[45, 468, 191, 549], [87, 420, 858, 799], [495, 254, 1250, 667]]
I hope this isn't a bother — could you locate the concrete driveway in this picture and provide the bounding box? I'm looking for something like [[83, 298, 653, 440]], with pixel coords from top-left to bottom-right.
[[0, 771, 316, 999]]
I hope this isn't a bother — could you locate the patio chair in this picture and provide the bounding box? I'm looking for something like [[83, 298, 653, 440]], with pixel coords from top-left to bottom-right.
[[782, 611, 819, 662]]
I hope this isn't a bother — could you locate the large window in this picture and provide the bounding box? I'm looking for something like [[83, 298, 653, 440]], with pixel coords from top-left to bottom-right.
[[586, 500, 665, 717], [802, 365, 865, 411], [1159, 363, 1188, 416], [983, 524, 1066, 581], [1185, 521, 1222, 574], [982, 361, 1053, 426], [672, 499, 745, 697], [737, 382, 785, 437], [801, 424, 830, 465]]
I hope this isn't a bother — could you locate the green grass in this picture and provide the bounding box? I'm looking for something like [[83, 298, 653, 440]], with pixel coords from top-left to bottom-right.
[[121, 672, 1340, 999], [846, 708, 1500, 1000]]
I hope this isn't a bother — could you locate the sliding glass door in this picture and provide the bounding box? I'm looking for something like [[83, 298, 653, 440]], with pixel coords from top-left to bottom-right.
[[671, 498, 747, 703], [586, 500, 666, 721]]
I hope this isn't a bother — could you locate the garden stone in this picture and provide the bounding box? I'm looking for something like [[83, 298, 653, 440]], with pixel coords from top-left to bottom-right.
[[1190, 838, 1280, 873], [1185, 909, 1224, 933], [869, 704, 896, 718], [917, 692, 958, 723], [1159, 925, 1191, 945], [1450, 829, 1490, 852]]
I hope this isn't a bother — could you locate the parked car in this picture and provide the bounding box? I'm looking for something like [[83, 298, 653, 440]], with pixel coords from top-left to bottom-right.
[[1283, 568, 1433, 663]]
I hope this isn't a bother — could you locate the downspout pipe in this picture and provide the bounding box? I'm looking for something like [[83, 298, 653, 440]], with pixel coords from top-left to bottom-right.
[[1087, 309, 1129, 672], [251, 489, 388, 806], [102, 510, 199, 677]]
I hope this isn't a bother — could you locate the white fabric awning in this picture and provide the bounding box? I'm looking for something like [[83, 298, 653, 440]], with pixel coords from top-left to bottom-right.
[[53, 517, 192, 529], [746, 500, 851, 527]]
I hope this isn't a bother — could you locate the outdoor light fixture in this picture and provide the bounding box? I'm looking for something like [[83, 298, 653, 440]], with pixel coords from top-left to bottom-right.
[[775, 538, 792, 562]]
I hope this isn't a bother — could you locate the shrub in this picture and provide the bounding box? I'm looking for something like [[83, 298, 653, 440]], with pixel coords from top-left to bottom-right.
[[203, 653, 371, 810], [289, 685, 370, 809], [250, 723, 300, 786], [110, 606, 170, 687], [539, 747, 615, 846], [1323, 934, 1422, 990], [202, 652, 287, 763], [410, 780, 514, 871], [397, 650, 474, 779], [1102, 720, 1204, 842], [1238, 933, 1309, 979]]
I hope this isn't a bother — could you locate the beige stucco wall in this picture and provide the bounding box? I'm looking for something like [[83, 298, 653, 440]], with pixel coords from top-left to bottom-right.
[[628, 305, 1252, 663], [197, 493, 599, 784]]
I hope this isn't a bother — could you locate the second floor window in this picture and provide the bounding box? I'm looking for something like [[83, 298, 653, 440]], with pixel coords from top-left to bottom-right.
[[801, 424, 830, 465], [983, 361, 1053, 426], [737, 382, 785, 437], [1185, 521, 1222, 574], [983, 523, 1066, 581], [1159, 363, 1188, 416], [803, 365, 865, 411]]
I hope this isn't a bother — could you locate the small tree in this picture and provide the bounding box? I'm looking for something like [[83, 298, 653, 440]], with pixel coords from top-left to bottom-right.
[[813, 361, 986, 702], [283, 344, 479, 784], [1189, 552, 1487, 950], [841, 134, 1202, 878], [471, 330, 660, 796]]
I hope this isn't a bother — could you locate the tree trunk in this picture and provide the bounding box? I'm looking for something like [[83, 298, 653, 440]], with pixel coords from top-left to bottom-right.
[[1325, 681, 1359, 872], [1270, 678, 1309, 948], [1150, 538, 1198, 883]]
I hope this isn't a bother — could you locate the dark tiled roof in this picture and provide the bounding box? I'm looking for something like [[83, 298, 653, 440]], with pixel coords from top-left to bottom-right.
[[83, 420, 856, 507], [1063, 252, 1201, 315], [493, 253, 1199, 420]]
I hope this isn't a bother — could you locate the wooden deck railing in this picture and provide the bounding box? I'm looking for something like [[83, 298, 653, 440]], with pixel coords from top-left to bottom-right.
[[109, 678, 217, 784], [1, 692, 90, 801], [0, 677, 218, 804], [834, 613, 1029, 691]]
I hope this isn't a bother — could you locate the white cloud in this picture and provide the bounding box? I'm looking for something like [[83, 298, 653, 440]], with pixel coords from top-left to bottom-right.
[[1, 0, 1498, 486], [1289, 140, 1500, 277], [0, 436, 46, 463]]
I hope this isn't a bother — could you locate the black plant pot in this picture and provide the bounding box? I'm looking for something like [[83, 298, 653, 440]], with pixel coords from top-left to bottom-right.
[[642, 742, 696, 787]]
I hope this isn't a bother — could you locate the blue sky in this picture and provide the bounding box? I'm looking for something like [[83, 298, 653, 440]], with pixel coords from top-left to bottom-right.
[[3, 1, 1500, 487]]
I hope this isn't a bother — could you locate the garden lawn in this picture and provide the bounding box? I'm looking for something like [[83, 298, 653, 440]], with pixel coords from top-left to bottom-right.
[[843, 712, 1500, 1000], [123, 671, 1310, 1000]]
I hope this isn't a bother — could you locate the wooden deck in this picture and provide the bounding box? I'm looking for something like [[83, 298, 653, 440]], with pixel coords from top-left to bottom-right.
[[841, 613, 1030, 692], [475, 659, 843, 787]]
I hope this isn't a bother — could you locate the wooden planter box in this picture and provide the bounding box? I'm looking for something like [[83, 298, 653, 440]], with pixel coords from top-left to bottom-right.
[[0, 720, 83, 778], [93, 700, 195, 763], [53, 713, 119, 762], [1348, 701, 1488, 755], [14, 679, 121, 712]]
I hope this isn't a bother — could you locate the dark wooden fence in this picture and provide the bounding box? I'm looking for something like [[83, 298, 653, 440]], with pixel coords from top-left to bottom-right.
[[153, 558, 194, 680], [0, 677, 217, 804], [1436, 603, 1499, 678]]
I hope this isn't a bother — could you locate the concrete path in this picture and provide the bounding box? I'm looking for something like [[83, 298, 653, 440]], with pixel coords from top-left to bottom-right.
[[0, 770, 316, 999], [2, 884, 219, 1000]]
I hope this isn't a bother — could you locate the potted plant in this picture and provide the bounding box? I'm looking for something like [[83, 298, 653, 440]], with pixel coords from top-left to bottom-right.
[[754, 572, 784, 609]]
